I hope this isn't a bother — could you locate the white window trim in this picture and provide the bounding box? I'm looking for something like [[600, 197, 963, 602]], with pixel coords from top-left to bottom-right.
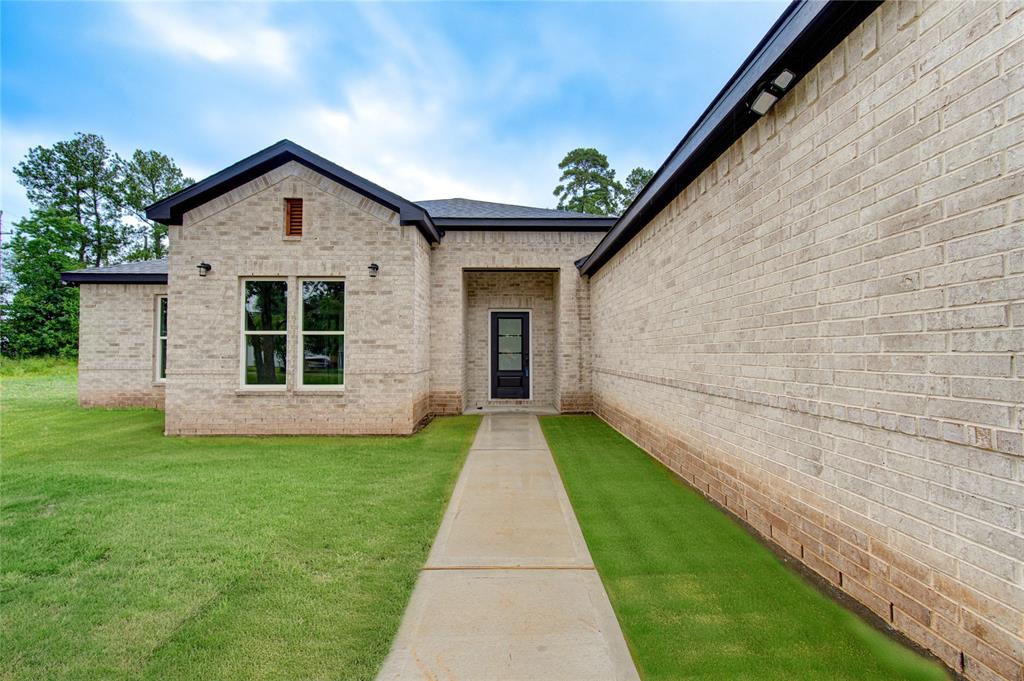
[[155, 295, 168, 383], [240, 278, 289, 391], [298, 277, 345, 390]]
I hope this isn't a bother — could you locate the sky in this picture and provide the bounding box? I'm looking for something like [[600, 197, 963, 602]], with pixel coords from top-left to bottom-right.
[[1, 1, 787, 228]]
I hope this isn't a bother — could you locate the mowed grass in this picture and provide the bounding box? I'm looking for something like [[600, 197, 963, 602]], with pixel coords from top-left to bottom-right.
[[1, 370, 480, 681], [540, 415, 949, 681]]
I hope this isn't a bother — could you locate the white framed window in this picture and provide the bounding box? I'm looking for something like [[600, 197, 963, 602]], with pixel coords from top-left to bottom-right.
[[155, 296, 168, 381], [241, 279, 288, 388], [299, 279, 344, 388]]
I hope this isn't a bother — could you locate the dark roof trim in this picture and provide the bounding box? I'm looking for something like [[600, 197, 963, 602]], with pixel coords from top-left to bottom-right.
[[578, 0, 881, 275], [61, 272, 168, 285], [434, 217, 616, 231], [146, 140, 441, 243]]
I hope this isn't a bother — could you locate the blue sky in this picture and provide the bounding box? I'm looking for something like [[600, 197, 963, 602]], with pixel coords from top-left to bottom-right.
[[1, 1, 786, 226]]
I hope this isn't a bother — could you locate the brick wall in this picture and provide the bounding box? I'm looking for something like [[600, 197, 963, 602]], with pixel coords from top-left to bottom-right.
[[589, 2, 1023, 679], [428, 230, 603, 414], [463, 270, 557, 410], [164, 161, 428, 435], [78, 283, 167, 408]]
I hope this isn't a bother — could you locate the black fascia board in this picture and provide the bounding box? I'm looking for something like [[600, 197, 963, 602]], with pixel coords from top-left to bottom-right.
[[578, 0, 881, 275], [146, 140, 441, 243], [60, 272, 168, 285], [433, 217, 617, 231]]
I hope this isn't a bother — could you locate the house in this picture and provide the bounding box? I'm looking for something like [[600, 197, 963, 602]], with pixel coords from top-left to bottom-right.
[[62, 1, 1023, 679]]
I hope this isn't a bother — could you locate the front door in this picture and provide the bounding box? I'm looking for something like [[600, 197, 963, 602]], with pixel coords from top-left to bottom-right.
[[491, 311, 530, 399]]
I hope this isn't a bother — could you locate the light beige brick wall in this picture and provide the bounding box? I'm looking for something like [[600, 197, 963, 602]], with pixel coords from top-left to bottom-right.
[[463, 270, 557, 410], [411, 226, 432, 426], [589, 2, 1023, 679], [428, 230, 603, 414], [164, 161, 427, 435], [78, 283, 167, 408]]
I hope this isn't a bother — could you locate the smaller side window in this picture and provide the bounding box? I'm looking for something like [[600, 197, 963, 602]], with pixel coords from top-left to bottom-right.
[[284, 198, 303, 237], [156, 296, 168, 381]]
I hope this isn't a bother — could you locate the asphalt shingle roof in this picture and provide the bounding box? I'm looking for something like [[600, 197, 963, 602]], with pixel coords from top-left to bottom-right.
[[417, 198, 607, 220], [73, 258, 169, 275], [60, 258, 169, 284]]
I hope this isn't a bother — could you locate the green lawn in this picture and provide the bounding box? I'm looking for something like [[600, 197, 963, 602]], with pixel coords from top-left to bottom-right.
[[1, 370, 480, 681], [540, 415, 949, 681]]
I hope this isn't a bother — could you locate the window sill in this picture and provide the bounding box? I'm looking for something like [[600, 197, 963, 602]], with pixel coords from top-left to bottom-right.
[[234, 388, 288, 396], [294, 387, 346, 396], [152, 380, 167, 388], [282, 235, 302, 242]]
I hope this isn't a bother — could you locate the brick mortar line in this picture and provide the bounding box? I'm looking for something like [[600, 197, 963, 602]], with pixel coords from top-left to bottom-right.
[[593, 366, 1021, 456]]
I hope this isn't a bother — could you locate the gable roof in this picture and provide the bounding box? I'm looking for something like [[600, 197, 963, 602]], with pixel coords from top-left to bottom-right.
[[417, 198, 615, 231], [576, 0, 881, 275], [60, 258, 168, 285], [145, 139, 442, 244]]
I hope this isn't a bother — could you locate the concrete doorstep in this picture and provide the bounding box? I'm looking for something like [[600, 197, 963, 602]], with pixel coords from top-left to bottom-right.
[[376, 414, 640, 681]]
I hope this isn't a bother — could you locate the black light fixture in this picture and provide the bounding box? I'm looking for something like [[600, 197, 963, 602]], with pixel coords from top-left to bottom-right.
[[197, 262, 212, 277], [368, 263, 379, 278], [749, 68, 796, 116]]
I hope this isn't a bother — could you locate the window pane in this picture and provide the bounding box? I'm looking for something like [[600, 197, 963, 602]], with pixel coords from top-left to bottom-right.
[[245, 335, 287, 384], [303, 281, 345, 332], [498, 317, 521, 336], [498, 353, 521, 371], [498, 334, 521, 353], [159, 298, 168, 337], [245, 281, 287, 331], [160, 339, 167, 379], [303, 335, 344, 385]]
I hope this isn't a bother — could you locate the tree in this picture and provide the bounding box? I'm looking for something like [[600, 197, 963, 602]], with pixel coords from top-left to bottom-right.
[[622, 167, 655, 208], [14, 133, 126, 267], [552, 148, 624, 216], [1, 210, 86, 357], [119, 149, 193, 260]]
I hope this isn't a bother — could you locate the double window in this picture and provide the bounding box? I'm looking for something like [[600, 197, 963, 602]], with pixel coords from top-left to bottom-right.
[[241, 279, 344, 388]]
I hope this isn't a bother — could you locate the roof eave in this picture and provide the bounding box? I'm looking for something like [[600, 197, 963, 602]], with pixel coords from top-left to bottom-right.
[[578, 0, 881, 275], [433, 217, 616, 231], [60, 272, 168, 285], [146, 140, 442, 244]]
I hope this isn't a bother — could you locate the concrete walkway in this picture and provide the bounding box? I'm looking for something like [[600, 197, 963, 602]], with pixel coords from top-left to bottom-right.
[[377, 414, 640, 681]]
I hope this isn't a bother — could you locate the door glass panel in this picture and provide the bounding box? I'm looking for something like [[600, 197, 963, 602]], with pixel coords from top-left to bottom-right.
[[498, 352, 522, 370], [498, 318, 521, 336], [498, 334, 521, 353]]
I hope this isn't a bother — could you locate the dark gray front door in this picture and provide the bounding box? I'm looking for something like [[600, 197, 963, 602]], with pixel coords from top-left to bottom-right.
[[491, 312, 529, 399]]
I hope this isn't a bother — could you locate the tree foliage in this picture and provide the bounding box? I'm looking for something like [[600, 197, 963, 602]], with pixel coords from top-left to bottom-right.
[[622, 167, 655, 208], [553, 148, 624, 216], [1, 210, 85, 357], [5, 132, 193, 357], [552, 147, 654, 216], [13, 133, 123, 267], [119, 149, 193, 260]]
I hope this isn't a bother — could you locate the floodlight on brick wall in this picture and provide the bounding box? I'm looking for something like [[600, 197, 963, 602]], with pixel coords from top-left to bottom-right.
[[749, 69, 796, 116], [197, 262, 212, 277], [368, 263, 379, 278]]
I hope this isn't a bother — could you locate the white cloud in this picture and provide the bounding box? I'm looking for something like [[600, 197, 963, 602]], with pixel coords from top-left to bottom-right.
[[125, 3, 297, 76], [112, 2, 631, 208]]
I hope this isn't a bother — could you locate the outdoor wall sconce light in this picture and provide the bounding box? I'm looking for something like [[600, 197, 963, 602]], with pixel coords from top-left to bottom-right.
[[749, 68, 797, 116], [368, 263, 380, 278], [197, 262, 212, 277]]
